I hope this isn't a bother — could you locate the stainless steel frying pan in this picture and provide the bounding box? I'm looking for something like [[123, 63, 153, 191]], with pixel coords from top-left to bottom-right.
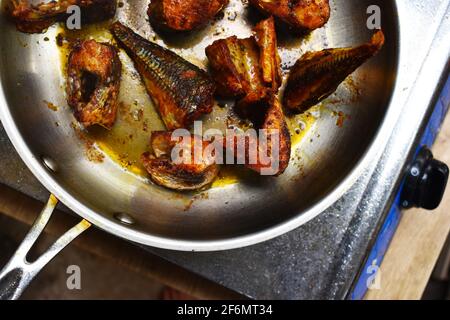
[[0, 0, 400, 298]]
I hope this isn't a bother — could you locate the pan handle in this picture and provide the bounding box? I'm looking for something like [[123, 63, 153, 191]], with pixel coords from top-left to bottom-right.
[[0, 195, 91, 300]]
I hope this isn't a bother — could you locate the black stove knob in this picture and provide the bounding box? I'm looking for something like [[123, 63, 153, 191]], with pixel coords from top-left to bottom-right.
[[401, 147, 449, 210]]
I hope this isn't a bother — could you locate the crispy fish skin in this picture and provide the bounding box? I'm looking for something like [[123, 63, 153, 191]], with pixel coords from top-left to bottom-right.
[[67, 40, 122, 129], [147, 0, 229, 31], [249, 0, 330, 31], [142, 131, 220, 191], [205, 17, 281, 109], [284, 30, 385, 113], [111, 22, 216, 130], [9, 0, 116, 34]]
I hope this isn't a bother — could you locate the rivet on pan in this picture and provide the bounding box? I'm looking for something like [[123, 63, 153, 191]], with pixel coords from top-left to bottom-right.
[[410, 166, 420, 177], [114, 212, 135, 225], [41, 156, 58, 173]]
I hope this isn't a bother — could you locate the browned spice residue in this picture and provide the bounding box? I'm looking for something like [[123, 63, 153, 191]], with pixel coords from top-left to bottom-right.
[[56, 33, 64, 47], [86, 148, 106, 163], [334, 111, 350, 128], [44, 100, 59, 111], [345, 76, 362, 102], [183, 192, 210, 211], [70, 122, 105, 163], [184, 199, 195, 212]]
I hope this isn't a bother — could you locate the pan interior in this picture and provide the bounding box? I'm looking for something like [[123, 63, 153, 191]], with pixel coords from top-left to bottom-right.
[[0, 0, 398, 242]]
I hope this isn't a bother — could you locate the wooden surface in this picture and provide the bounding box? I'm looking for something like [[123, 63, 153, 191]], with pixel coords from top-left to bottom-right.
[[365, 112, 450, 300]]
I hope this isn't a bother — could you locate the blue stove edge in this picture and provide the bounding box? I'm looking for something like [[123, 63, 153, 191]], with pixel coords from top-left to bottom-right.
[[350, 75, 450, 300]]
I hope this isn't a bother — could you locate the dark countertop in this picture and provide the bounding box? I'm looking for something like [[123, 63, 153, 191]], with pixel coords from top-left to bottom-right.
[[1, 1, 449, 299]]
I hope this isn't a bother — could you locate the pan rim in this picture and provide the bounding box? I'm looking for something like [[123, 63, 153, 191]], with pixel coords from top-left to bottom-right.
[[0, 2, 401, 252]]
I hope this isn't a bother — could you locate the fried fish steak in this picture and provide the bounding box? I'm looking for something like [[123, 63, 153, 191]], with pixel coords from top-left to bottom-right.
[[223, 96, 291, 175], [67, 39, 122, 129], [9, 0, 116, 34], [284, 30, 385, 113], [142, 131, 220, 191], [205, 17, 281, 109], [249, 0, 330, 31], [147, 0, 229, 31], [111, 22, 216, 130]]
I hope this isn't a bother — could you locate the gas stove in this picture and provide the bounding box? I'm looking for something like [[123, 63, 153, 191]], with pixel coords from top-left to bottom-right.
[[0, 1, 449, 300]]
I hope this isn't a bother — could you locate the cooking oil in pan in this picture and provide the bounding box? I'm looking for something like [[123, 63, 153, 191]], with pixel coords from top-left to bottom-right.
[[288, 108, 319, 148]]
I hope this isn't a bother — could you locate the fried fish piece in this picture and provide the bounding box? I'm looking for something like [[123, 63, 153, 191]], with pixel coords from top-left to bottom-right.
[[261, 97, 291, 175], [205, 17, 281, 109], [147, 0, 229, 32], [142, 131, 220, 191], [66, 39, 121, 129], [111, 22, 216, 130], [248, 96, 291, 175], [253, 16, 282, 91], [223, 96, 291, 175], [9, 0, 116, 34], [206, 36, 270, 107], [284, 30, 385, 113], [249, 0, 330, 31]]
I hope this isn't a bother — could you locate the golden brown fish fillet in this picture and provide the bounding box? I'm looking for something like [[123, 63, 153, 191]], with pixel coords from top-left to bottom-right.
[[205, 17, 281, 109], [147, 0, 229, 31], [249, 0, 330, 31], [222, 96, 291, 175], [9, 0, 116, 34], [284, 30, 385, 113], [142, 131, 220, 191], [111, 22, 216, 130], [66, 40, 121, 129]]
